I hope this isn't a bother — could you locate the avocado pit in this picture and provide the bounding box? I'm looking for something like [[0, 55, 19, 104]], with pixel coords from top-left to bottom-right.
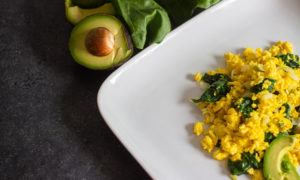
[[85, 27, 115, 57]]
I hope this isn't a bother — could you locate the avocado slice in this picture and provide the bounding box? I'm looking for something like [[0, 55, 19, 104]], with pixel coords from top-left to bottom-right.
[[263, 135, 300, 180], [65, 0, 115, 25], [69, 14, 133, 70]]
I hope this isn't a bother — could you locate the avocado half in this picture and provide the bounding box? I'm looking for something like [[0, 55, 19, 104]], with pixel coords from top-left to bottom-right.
[[263, 135, 300, 180], [65, 0, 115, 24], [69, 14, 133, 70]]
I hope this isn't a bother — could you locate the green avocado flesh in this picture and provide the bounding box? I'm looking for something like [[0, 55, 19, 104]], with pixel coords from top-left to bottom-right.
[[263, 135, 300, 180], [65, 0, 115, 24], [281, 156, 300, 180], [69, 14, 133, 70]]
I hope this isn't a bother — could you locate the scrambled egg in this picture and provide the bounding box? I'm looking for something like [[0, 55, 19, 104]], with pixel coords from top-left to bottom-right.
[[192, 41, 300, 178]]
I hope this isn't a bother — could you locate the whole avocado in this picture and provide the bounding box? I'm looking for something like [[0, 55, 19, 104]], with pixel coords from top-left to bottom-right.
[[65, 0, 115, 25], [72, 0, 106, 9]]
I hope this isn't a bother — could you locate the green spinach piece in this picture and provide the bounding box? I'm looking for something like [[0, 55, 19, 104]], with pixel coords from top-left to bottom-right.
[[192, 73, 232, 103], [250, 78, 276, 94], [216, 139, 221, 147], [264, 132, 286, 143], [273, 91, 280, 95], [228, 152, 260, 175], [192, 79, 231, 103], [275, 53, 300, 69], [112, 0, 171, 49], [201, 73, 231, 84], [264, 132, 275, 143], [233, 97, 258, 118], [295, 106, 300, 113], [281, 103, 291, 119], [156, 0, 220, 25], [289, 125, 296, 135]]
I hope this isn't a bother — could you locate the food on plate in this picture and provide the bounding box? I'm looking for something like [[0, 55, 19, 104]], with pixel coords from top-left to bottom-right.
[[68, 14, 133, 70], [65, 0, 115, 25], [191, 41, 300, 179], [263, 135, 300, 180]]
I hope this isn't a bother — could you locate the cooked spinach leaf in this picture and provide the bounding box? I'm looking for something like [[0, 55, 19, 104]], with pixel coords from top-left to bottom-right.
[[216, 139, 221, 147], [264, 132, 275, 143], [112, 0, 171, 49], [201, 73, 231, 84], [228, 152, 260, 175], [192, 73, 232, 103], [192, 79, 231, 103], [250, 78, 276, 94], [276, 53, 300, 69], [289, 125, 297, 135], [273, 91, 280, 95], [295, 106, 300, 113], [264, 132, 286, 143], [233, 97, 258, 118], [281, 103, 291, 119]]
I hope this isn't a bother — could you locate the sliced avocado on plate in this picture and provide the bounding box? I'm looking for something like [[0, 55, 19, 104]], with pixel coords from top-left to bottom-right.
[[69, 14, 133, 70], [263, 135, 300, 180], [65, 0, 115, 24]]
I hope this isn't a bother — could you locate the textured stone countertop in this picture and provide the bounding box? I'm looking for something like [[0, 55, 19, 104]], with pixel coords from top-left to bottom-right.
[[0, 0, 150, 179]]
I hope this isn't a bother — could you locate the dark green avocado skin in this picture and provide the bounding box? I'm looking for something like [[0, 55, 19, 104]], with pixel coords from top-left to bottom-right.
[[72, 0, 106, 9]]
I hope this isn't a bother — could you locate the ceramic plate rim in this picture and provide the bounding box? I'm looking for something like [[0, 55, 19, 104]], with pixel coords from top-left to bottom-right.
[[97, 0, 235, 178]]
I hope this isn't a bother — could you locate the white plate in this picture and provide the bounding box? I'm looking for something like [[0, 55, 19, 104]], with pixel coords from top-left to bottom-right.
[[97, 0, 300, 179]]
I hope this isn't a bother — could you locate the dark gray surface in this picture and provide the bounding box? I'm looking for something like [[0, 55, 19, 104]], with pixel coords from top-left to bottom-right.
[[0, 0, 150, 179]]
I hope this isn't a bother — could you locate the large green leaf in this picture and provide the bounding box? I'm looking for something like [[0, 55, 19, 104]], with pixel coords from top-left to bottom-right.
[[112, 0, 171, 49]]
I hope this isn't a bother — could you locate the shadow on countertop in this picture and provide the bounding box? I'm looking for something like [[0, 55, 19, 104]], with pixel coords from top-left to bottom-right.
[[0, 0, 150, 179]]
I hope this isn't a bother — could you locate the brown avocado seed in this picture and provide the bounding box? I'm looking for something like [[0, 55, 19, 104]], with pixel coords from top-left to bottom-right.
[[85, 27, 115, 57]]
